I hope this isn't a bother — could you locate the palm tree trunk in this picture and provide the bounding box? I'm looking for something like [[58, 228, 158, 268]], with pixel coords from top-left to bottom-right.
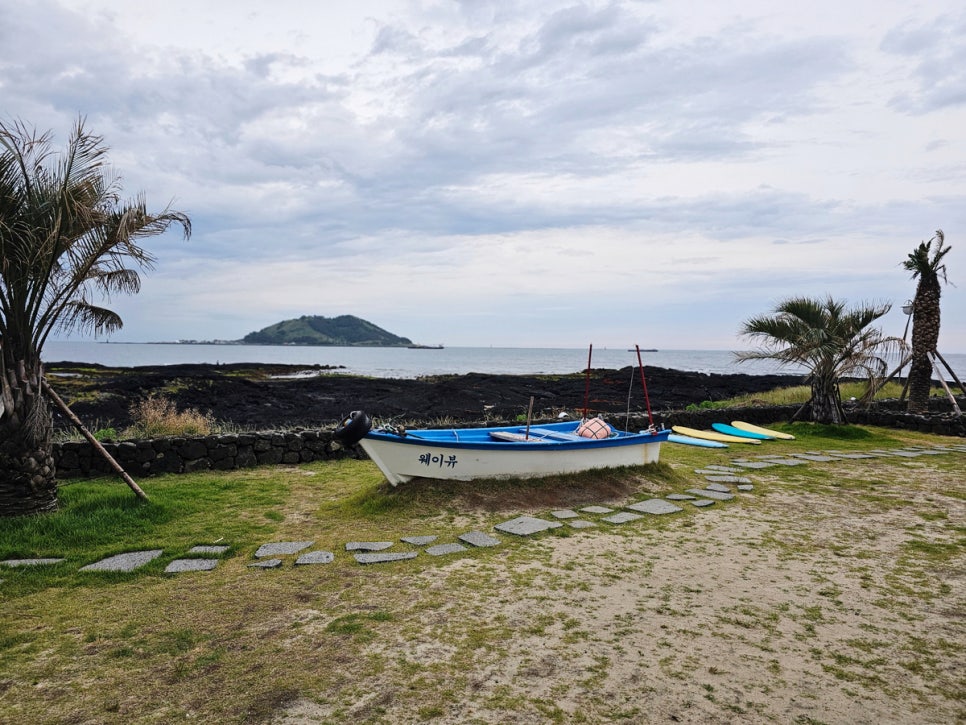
[[907, 278, 941, 414], [0, 356, 57, 516], [906, 353, 933, 414], [810, 378, 846, 425]]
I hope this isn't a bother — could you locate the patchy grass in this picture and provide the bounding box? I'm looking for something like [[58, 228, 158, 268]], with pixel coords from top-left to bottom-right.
[[0, 426, 963, 724], [699, 381, 951, 408]]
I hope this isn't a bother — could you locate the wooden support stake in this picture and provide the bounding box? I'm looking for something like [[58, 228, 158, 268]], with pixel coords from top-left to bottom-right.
[[42, 379, 149, 501], [928, 353, 962, 416], [870, 353, 912, 399], [932, 350, 966, 397]]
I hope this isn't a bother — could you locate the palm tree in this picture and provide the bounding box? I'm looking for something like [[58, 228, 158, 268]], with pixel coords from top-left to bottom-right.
[[0, 117, 190, 516], [902, 230, 951, 414], [736, 296, 899, 424]]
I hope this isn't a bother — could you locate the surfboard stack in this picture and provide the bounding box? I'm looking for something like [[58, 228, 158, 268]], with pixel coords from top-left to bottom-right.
[[669, 421, 795, 448]]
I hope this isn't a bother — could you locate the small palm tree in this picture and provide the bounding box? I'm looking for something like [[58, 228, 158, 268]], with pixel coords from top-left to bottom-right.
[[736, 296, 900, 424], [902, 230, 951, 414], [0, 117, 190, 516]]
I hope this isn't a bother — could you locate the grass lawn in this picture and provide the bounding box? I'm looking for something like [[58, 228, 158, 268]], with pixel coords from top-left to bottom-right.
[[1, 423, 963, 724]]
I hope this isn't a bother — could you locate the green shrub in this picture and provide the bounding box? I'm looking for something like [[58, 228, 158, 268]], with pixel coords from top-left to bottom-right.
[[93, 427, 117, 441]]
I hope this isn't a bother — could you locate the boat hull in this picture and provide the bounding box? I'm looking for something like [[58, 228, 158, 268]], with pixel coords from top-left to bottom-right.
[[359, 421, 669, 485]]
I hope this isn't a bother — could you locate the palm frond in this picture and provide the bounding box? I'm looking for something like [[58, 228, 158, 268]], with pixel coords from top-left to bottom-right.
[[0, 116, 191, 362], [903, 229, 951, 284]]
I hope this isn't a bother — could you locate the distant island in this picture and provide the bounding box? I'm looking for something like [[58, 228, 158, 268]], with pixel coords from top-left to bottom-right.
[[240, 315, 413, 347]]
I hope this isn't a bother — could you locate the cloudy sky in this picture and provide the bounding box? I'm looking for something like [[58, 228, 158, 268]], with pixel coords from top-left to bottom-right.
[[4, 0, 965, 351]]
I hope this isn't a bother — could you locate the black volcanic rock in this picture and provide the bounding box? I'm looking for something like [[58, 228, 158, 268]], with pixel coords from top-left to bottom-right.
[[46, 362, 803, 432]]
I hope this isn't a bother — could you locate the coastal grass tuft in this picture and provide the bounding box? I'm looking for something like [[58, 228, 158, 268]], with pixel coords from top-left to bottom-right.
[[121, 394, 216, 438], [700, 380, 948, 409]]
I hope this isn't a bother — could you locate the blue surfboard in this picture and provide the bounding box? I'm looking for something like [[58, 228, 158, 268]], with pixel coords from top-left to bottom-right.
[[668, 433, 728, 448], [711, 422, 773, 440]]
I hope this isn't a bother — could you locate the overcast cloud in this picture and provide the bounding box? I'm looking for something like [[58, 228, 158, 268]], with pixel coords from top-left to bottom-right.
[[2, 0, 964, 350]]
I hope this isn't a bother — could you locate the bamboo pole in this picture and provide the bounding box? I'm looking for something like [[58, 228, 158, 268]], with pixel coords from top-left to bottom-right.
[[41, 379, 149, 501]]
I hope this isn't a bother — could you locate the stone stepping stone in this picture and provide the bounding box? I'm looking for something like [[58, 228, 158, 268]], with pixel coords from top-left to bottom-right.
[[345, 541, 394, 552], [295, 551, 335, 565], [626, 499, 683, 515], [1, 558, 64, 567], [602, 512, 643, 524], [459, 531, 501, 548], [568, 519, 597, 528], [81, 550, 163, 572], [691, 499, 715, 508], [705, 483, 732, 493], [730, 461, 775, 469], [495, 516, 563, 536], [165, 558, 218, 573], [425, 543, 467, 556], [254, 541, 313, 558], [686, 488, 734, 501], [871, 449, 922, 458], [705, 475, 752, 484], [355, 551, 418, 565], [188, 545, 230, 555], [791, 454, 839, 462], [249, 559, 283, 569], [705, 465, 743, 472], [760, 458, 807, 466], [902, 448, 943, 455], [666, 493, 697, 501], [825, 451, 877, 459], [550, 509, 580, 519], [737, 484, 755, 491], [400, 535, 438, 546], [580, 506, 614, 514]]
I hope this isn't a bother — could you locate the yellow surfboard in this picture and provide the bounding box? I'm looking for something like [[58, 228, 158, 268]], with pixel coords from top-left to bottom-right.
[[730, 421, 795, 440], [671, 425, 762, 445]]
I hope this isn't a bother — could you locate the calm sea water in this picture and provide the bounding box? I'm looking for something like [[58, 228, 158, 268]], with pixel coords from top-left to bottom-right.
[[42, 341, 966, 382]]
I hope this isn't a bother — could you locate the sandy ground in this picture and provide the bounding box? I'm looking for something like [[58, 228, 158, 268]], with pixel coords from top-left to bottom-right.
[[277, 456, 965, 724]]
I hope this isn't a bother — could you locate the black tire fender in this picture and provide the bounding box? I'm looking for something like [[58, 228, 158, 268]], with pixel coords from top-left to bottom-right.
[[333, 410, 372, 445]]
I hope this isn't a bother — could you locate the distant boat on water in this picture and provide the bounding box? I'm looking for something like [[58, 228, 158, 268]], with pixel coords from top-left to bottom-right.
[[408, 344, 444, 349]]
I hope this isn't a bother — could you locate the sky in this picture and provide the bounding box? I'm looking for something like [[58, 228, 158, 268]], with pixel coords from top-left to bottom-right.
[[3, 0, 965, 351]]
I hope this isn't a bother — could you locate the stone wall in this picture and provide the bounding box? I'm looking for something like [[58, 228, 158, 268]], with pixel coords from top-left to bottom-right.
[[53, 428, 361, 479], [53, 397, 964, 479]]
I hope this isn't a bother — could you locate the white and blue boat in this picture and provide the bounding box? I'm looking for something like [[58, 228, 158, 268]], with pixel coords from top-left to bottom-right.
[[336, 414, 670, 486]]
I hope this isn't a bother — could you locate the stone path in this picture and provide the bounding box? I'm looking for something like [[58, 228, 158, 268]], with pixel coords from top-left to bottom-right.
[[3, 444, 964, 577]]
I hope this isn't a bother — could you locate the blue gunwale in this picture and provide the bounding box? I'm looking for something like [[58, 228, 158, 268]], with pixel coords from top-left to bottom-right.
[[364, 420, 670, 451]]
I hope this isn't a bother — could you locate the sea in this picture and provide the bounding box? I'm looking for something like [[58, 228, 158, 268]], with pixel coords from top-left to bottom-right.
[[42, 341, 966, 382]]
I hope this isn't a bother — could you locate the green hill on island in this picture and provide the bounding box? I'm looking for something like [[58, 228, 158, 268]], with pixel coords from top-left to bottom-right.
[[242, 315, 412, 346]]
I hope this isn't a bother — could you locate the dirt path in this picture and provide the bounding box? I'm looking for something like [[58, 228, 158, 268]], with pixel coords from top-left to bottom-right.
[[279, 455, 964, 724]]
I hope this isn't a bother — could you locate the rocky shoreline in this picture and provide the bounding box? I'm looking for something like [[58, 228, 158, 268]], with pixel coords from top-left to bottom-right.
[[46, 361, 805, 431]]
